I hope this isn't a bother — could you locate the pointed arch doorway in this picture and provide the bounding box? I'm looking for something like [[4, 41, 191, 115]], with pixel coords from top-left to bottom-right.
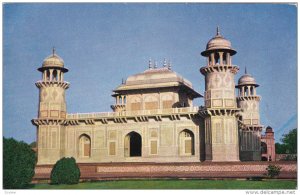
[[79, 134, 91, 158], [124, 131, 142, 157], [179, 129, 195, 156]]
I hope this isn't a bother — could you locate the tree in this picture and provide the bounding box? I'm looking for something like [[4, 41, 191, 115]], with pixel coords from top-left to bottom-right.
[[281, 128, 297, 154], [275, 128, 297, 154], [275, 143, 286, 154], [50, 157, 80, 184], [3, 137, 36, 189], [29, 141, 36, 148]]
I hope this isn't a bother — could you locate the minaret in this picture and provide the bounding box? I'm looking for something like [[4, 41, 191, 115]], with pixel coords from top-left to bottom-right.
[[236, 68, 263, 161], [199, 27, 240, 161], [32, 48, 69, 164]]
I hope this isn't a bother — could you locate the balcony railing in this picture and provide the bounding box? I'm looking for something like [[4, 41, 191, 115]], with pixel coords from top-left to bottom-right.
[[66, 107, 199, 120]]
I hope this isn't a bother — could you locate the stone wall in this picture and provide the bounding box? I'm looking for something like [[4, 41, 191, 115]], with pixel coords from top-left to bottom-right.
[[33, 161, 297, 181]]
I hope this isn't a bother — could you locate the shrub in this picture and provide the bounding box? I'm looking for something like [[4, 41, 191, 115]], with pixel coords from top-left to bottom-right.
[[3, 137, 36, 189], [266, 164, 281, 178], [50, 157, 80, 184]]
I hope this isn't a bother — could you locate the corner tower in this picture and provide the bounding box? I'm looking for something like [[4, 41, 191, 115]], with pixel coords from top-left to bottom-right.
[[199, 27, 240, 161], [32, 48, 69, 164], [236, 69, 263, 161]]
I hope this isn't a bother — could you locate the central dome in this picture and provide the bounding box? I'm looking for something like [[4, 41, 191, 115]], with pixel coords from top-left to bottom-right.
[[125, 67, 193, 88], [113, 67, 202, 98], [201, 27, 236, 56]]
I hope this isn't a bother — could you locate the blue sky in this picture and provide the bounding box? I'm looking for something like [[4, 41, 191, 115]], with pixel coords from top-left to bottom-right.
[[3, 3, 297, 143]]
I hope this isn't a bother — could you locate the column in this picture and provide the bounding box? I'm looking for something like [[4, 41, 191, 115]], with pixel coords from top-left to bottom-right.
[[247, 86, 251, 96], [226, 53, 230, 65], [49, 69, 53, 81], [57, 70, 61, 82], [61, 72, 64, 82], [43, 71, 46, 81], [210, 53, 215, 65], [241, 87, 245, 97]]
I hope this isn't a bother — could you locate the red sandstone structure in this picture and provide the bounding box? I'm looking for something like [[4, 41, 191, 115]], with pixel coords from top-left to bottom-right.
[[261, 126, 276, 161]]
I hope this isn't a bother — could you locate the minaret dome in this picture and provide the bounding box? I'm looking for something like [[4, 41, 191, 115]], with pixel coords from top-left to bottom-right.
[[237, 68, 259, 87], [201, 27, 236, 57], [38, 48, 68, 73]]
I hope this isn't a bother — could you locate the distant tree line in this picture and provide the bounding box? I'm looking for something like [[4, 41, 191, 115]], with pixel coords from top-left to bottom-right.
[[275, 128, 297, 154]]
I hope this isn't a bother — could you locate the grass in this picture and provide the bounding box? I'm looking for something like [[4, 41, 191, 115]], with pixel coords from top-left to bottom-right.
[[29, 179, 297, 189]]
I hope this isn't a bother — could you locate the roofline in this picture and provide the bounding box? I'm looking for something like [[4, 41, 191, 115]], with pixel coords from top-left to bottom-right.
[[235, 83, 259, 88], [37, 66, 69, 73], [112, 84, 203, 98], [201, 48, 237, 57]]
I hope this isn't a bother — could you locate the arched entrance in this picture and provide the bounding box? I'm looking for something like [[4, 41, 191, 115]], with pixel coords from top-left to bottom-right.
[[179, 129, 195, 156], [261, 142, 267, 154], [124, 132, 142, 157], [79, 134, 91, 158]]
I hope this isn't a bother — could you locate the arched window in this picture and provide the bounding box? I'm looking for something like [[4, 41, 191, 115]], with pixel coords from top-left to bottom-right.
[[179, 130, 195, 156], [124, 131, 142, 157], [144, 95, 158, 110], [79, 134, 91, 158], [130, 96, 142, 111]]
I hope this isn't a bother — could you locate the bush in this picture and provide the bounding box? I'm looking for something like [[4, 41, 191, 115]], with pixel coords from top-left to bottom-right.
[[266, 164, 281, 178], [50, 157, 80, 184], [3, 137, 36, 189]]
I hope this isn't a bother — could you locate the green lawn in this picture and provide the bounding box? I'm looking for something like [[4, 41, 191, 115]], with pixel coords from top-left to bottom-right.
[[30, 179, 297, 189]]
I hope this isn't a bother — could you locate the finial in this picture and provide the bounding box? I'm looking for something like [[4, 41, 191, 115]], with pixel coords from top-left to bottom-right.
[[154, 60, 158, 69], [163, 58, 167, 67], [149, 58, 152, 69], [122, 78, 124, 84], [168, 60, 172, 70], [245, 66, 247, 74], [52, 47, 56, 56], [216, 26, 220, 36]]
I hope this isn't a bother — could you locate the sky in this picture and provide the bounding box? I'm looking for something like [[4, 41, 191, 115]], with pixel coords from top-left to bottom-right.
[[3, 3, 297, 143]]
